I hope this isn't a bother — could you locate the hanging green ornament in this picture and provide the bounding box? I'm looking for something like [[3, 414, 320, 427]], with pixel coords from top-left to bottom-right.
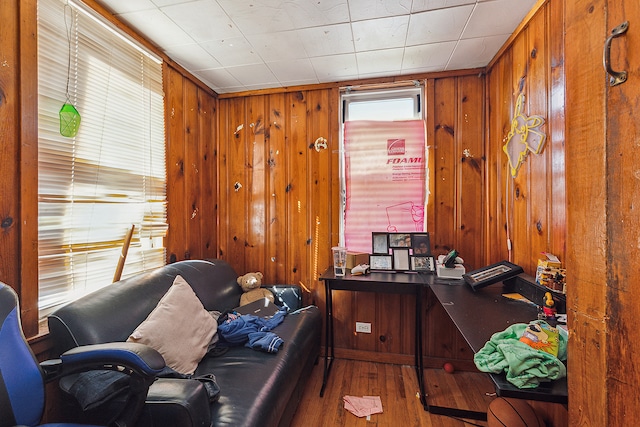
[[60, 101, 81, 137], [60, 2, 80, 138]]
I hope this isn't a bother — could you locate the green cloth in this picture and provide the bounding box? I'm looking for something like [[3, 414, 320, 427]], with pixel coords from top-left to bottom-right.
[[474, 322, 567, 389]]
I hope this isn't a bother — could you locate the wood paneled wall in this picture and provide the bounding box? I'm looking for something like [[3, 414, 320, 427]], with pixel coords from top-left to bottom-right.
[[217, 90, 340, 302], [215, 74, 485, 366], [484, 1, 567, 425], [0, 0, 39, 338], [485, 0, 566, 271], [164, 65, 218, 263]]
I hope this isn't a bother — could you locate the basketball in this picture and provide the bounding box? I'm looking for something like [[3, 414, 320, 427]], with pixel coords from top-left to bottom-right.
[[487, 397, 544, 427]]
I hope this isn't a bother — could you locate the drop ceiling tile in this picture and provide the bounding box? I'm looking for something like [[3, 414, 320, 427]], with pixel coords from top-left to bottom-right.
[[463, 0, 538, 39], [267, 59, 318, 82], [160, 0, 240, 43], [226, 63, 279, 87], [348, 0, 412, 21], [216, 0, 297, 35], [116, 8, 195, 48], [245, 30, 308, 61], [352, 16, 409, 51], [310, 54, 359, 82], [411, 0, 475, 13], [356, 48, 405, 75], [100, 0, 156, 14], [406, 5, 474, 45], [200, 37, 264, 67], [193, 67, 242, 91], [298, 23, 355, 57], [402, 41, 457, 70], [163, 43, 222, 71], [151, 0, 192, 6], [447, 34, 509, 69], [283, 0, 350, 28]]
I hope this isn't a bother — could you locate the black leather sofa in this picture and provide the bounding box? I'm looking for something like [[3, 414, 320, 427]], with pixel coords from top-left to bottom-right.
[[48, 259, 322, 427]]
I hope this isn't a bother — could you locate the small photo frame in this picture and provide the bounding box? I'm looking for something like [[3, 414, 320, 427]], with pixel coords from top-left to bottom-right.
[[388, 233, 411, 248], [411, 233, 431, 255], [393, 248, 410, 271], [411, 255, 435, 272], [369, 254, 393, 271], [372, 232, 389, 254], [462, 260, 524, 291]]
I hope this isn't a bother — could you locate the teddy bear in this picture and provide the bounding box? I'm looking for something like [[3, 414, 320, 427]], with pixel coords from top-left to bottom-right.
[[236, 272, 275, 307]]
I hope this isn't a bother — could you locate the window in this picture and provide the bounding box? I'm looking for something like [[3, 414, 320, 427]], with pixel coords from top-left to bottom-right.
[[340, 86, 426, 253], [37, 0, 167, 318]]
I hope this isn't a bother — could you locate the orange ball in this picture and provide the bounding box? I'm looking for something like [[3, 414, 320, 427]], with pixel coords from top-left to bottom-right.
[[443, 362, 455, 374], [487, 397, 544, 427]]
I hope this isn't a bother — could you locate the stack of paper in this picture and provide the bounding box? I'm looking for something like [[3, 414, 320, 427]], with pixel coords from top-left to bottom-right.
[[343, 395, 383, 418]]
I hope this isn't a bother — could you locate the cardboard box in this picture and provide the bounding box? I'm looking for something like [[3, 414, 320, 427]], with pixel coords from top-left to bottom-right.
[[536, 253, 566, 293], [346, 252, 369, 270]]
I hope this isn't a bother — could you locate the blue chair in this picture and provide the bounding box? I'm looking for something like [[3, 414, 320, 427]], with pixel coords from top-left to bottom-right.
[[0, 282, 165, 427]]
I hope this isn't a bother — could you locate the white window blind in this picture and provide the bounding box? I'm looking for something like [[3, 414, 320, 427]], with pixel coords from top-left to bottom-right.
[[37, 0, 167, 318]]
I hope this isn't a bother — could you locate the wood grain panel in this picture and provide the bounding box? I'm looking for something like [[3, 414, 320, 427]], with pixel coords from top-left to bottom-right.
[[547, 0, 566, 261], [221, 97, 249, 273], [244, 95, 267, 273], [0, 0, 21, 309], [285, 91, 309, 289], [198, 90, 217, 259], [564, 0, 607, 425], [432, 78, 457, 256], [183, 80, 201, 260], [509, 30, 533, 271], [19, 0, 39, 335], [266, 94, 287, 282], [605, 0, 640, 424], [526, 7, 551, 273], [456, 75, 485, 271], [164, 65, 186, 263]]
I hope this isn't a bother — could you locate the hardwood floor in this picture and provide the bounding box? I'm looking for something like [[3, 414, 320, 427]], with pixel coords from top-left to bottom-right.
[[290, 359, 495, 427]]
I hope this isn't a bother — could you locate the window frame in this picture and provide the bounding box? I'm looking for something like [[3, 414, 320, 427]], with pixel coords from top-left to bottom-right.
[[36, 0, 168, 320], [339, 85, 425, 249]]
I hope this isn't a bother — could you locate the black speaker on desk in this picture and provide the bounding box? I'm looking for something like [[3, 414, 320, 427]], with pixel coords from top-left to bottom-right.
[[462, 260, 524, 291]]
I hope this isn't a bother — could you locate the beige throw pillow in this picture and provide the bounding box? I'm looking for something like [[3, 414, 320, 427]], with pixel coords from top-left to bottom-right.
[[127, 275, 217, 375]]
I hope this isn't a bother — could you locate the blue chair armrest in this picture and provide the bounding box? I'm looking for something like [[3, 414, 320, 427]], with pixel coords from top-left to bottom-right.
[[41, 342, 165, 381]]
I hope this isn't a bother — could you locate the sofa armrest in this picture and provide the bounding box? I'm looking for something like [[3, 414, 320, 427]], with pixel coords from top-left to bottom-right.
[[262, 284, 304, 312]]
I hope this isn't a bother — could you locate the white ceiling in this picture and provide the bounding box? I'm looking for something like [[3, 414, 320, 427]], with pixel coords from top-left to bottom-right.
[[97, 0, 537, 94]]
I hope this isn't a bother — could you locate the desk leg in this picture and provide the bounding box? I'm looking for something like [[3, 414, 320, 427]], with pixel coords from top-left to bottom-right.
[[421, 285, 487, 421], [320, 280, 334, 397], [415, 284, 427, 409]]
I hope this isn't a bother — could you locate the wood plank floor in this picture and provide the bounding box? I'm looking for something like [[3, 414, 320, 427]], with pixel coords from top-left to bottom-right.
[[291, 359, 496, 427]]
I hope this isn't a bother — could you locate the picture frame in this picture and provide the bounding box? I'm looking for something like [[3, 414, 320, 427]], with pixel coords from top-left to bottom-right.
[[462, 260, 524, 291], [411, 255, 435, 272], [372, 232, 389, 254], [388, 233, 411, 248], [393, 248, 410, 271], [411, 233, 431, 255], [369, 254, 393, 271]]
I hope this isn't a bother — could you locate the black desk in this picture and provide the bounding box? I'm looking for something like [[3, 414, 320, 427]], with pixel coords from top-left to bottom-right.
[[319, 269, 487, 419], [429, 280, 568, 404], [319, 270, 426, 403]]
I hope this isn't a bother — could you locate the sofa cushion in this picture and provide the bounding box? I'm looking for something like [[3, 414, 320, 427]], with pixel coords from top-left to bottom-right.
[[127, 275, 217, 375]]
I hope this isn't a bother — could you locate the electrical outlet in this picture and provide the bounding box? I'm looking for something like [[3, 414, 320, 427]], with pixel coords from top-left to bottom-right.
[[355, 322, 371, 333]]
